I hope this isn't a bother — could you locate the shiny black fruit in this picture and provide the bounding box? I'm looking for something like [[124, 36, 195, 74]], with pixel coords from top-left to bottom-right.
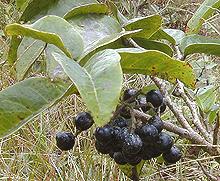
[[113, 152, 127, 165], [123, 88, 138, 102], [75, 112, 94, 131], [156, 132, 173, 152], [148, 116, 164, 133], [146, 90, 163, 108], [56, 132, 75, 151], [163, 146, 182, 164], [112, 117, 129, 128]]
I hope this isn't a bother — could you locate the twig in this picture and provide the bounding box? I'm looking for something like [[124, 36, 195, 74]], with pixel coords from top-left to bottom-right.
[[213, 112, 220, 145], [197, 161, 217, 181], [176, 80, 212, 142], [131, 166, 139, 181]]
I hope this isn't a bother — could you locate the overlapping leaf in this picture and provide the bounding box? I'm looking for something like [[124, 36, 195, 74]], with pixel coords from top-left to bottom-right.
[[150, 29, 176, 44], [64, 3, 108, 19], [180, 34, 220, 57], [52, 50, 123, 126], [6, 15, 84, 80], [123, 15, 162, 39], [0, 77, 71, 138], [134, 38, 173, 56], [116, 48, 196, 89]]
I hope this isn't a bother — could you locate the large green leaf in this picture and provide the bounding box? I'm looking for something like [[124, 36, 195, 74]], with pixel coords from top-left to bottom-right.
[[187, 0, 220, 33], [180, 34, 220, 57], [0, 77, 71, 138], [79, 30, 141, 65], [67, 14, 122, 48], [16, 0, 30, 10], [150, 29, 176, 44], [123, 15, 162, 39], [20, 0, 98, 22], [163, 29, 185, 45], [116, 48, 196, 89], [64, 3, 108, 19], [6, 15, 84, 80], [196, 85, 217, 113], [119, 160, 145, 179], [7, 36, 21, 65], [52, 50, 123, 126], [134, 38, 173, 56]]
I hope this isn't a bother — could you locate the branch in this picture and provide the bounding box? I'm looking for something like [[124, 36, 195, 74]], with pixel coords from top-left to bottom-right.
[[176, 80, 212, 142], [151, 77, 193, 131]]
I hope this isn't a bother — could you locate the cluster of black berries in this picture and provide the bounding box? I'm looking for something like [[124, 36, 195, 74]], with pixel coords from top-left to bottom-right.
[[94, 89, 182, 165], [56, 112, 94, 151]]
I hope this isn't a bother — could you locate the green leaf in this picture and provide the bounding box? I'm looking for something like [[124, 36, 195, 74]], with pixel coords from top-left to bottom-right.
[[116, 48, 196, 89], [68, 14, 122, 48], [134, 38, 173, 56], [208, 104, 219, 124], [163, 29, 185, 45], [20, 0, 98, 22], [0, 77, 71, 138], [16, 39, 46, 80], [16, 0, 31, 10], [180, 34, 220, 57], [7, 36, 22, 65], [52, 50, 123, 126], [123, 15, 162, 39], [64, 3, 108, 19], [7, 15, 84, 80], [196, 85, 217, 113], [150, 29, 176, 44], [187, 0, 220, 33], [79, 30, 141, 66], [119, 160, 145, 179]]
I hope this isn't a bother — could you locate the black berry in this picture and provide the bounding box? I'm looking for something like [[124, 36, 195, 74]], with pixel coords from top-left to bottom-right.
[[113, 152, 127, 165], [163, 146, 182, 164], [56, 132, 75, 151], [123, 88, 138, 102], [135, 124, 159, 143], [75, 112, 94, 131], [122, 133, 143, 155], [112, 117, 129, 128], [95, 126, 114, 143], [146, 90, 163, 108], [156, 132, 173, 152], [148, 116, 164, 133]]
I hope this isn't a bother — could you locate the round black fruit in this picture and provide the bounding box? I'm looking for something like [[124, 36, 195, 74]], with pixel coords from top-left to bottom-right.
[[163, 146, 182, 164], [112, 117, 129, 128], [75, 112, 94, 131], [124, 155, 142, 166], [122, 133, 143, 155], [146, 90, 163, 108], [148, 116, 164, 133], [156, 132, 173, 152], [114, 127, 129, 144], [113, 152, 127, 165], [135, 124, 159, 143], [56, 132, 75, 151], [95, 125, 114, 143], [123, 88, 138, 102]]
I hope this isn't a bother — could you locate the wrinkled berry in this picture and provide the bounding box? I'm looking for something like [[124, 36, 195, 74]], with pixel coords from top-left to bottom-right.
[[95, 141, 112, 154], [75, 112, 94, 131], [56, 132, 75, 151], [122, 133, 143, 155]]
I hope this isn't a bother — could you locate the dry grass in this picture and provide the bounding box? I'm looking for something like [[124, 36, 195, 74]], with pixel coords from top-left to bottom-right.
[[0, 0, 220, 180]]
